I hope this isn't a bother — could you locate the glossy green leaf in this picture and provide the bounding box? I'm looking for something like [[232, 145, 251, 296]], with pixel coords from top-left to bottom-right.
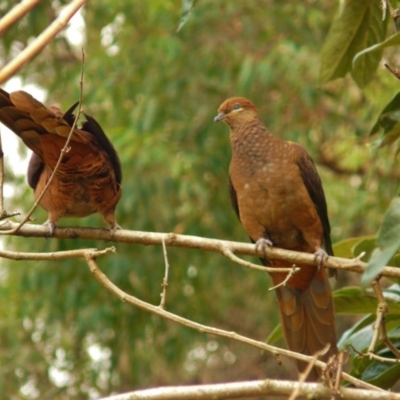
[[333, 235, 375, 258], [362, 197, 400, 287], [337, 314, 375, 349], [353, 31, 400, 69], [350, 0, 388, 88], [334, 285, 400, 314], [365, 362, 400, 388], [353, 237, 378, 262], [320, 0, 386, 86], [333, 286, 377, 314], [370, 92, 400, 147]]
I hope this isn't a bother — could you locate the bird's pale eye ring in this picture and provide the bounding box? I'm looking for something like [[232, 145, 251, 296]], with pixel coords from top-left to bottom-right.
[[233, 104, 241, 110]]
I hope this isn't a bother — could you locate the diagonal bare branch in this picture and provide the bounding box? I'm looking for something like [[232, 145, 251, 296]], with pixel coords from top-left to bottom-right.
[[0, 0, 40, 36], [84, 252, 383, 392], [0, 0, 87, 84]]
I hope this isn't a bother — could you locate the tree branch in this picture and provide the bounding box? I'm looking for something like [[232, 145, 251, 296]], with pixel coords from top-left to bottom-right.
[[0, 0, 40, 36], [0, 0, 87, 84], [1, 221, 399, 279], [0, 247, 115, 261], [84, 253, 382, 392], [97, 378, 396, 400]]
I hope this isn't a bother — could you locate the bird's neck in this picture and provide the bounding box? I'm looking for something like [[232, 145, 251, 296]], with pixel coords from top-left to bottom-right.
[[230, 119, 279, 160]]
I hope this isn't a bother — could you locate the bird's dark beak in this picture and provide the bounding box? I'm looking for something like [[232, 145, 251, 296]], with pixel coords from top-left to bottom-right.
[[214, 112, 226, 122]]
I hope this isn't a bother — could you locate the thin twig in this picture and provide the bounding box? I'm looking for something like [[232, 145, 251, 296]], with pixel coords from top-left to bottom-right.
[[84, 254, 383, 392], [0, 0, 40, 36], [220, 243, 298, 273], [361, 278, 400, 363], [269, 265, 299, 291], [159, 237, 169, 309], [384, 63, 400, 80], [367, 278, 387, 354], [5, 50, 85, 234], [288, 344, 330, 400], [367, 277, 400, 360], [332, 351, 346, 397], [389, 0, 400, 33], [1, 222, 400, 280], [381, 0, 387, 21], [0, 0, 87, 84], [367, 352, 400, 363], [380, 315, 400, 358]]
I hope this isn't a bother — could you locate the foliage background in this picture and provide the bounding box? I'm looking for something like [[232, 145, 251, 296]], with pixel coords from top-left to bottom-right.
[[0, 1, 399, 399]]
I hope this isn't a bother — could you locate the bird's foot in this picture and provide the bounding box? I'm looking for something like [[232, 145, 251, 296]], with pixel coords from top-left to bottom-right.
[[108, 223, 122, 235], [43, 220, 56, 235], [255, 238, 273, 259], [314, 248, 328, 268]]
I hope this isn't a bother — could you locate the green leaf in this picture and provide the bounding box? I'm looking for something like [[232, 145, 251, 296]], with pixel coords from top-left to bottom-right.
[[265, 323, 282, 345], [333, 235, 375, 258], [340, 324, 375, 359], [353, 31, 400, 69], [360, 356, 400, 388], [350, 1, 389, 88], [177, 0, 196, 32], [320, 0, 370, 84], [334, 285, 400, 315], [362, 197, 400, 287], [352, 236, 378, 262], [320, 0, 388, 87], [370, 92, 400, 146], [333, 286, 377, 314], [337, 314, 375, 349]]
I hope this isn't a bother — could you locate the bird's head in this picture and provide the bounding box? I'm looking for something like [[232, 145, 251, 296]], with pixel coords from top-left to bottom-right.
[[214, 97, 259, 128]]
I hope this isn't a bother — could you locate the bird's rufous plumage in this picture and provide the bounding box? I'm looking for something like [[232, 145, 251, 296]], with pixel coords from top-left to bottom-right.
[[215, 97, 337, 380], [0, 89, 122, 233]]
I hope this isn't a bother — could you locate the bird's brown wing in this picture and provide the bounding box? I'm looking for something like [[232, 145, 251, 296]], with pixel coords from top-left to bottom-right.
[[81, 112, 122, 184], [0, 89, 122, 231], [228, 175, 240, 220], [295, 144, 333, 257]]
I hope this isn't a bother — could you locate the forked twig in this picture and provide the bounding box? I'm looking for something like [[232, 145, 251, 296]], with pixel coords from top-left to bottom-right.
[[384, 63, 400, 80], [269, 265, 299, 291], [288, 344, 330, 400], [365, 278, 400, 362]]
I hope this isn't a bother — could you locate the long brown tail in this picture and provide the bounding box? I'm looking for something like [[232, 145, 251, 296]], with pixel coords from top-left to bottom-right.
[[273, 267, 337, 380]]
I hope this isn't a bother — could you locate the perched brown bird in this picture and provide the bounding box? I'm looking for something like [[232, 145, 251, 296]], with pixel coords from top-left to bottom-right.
[[0, 89, 122, 234], [215, 97, 337, 380]]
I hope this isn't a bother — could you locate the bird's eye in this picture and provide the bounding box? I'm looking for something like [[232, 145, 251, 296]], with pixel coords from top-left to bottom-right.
[[233, 104, 241, 110]]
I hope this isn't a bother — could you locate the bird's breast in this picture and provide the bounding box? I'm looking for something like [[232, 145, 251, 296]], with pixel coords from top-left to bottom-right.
[[229, 141, 321, 251]]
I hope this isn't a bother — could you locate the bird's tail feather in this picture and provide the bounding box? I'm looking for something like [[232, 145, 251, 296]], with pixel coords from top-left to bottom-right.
[[273, 267, 337, 381]]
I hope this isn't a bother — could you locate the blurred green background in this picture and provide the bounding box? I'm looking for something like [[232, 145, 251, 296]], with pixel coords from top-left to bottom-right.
[[0, 1, 399, 399]]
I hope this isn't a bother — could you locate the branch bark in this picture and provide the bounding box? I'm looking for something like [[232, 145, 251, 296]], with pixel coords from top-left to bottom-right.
[[0, 0, 40, 36], [1, 221, 399, 279], [97, 379, 398, 400], [0, 0, 87, 84], [84, 253, 381, 392]]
